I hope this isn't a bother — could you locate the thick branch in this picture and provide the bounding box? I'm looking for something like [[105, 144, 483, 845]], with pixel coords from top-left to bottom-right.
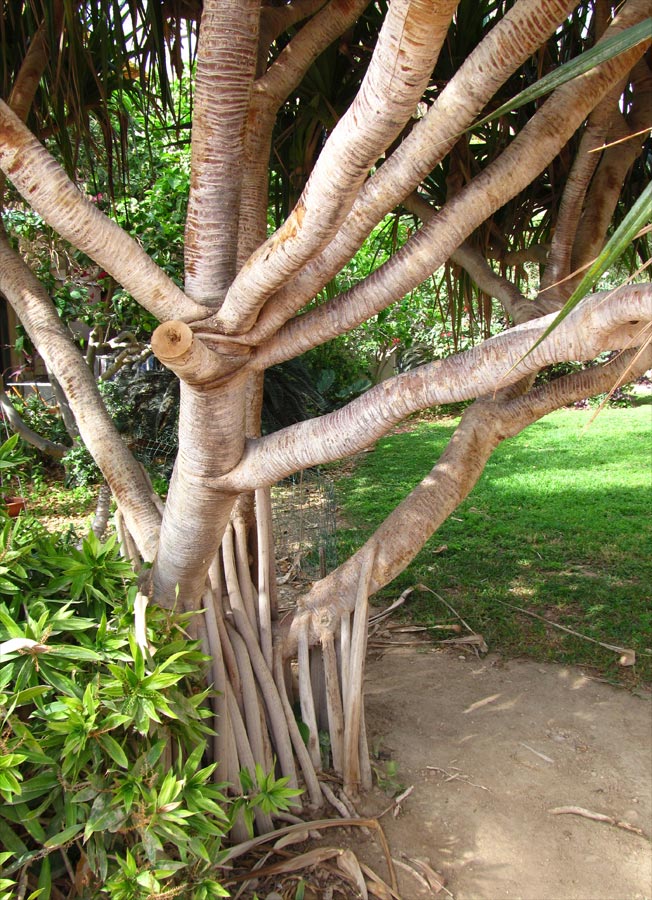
[[217, 285, 651, 491], [538, 90, 617, 296], [183, 0, 260, 305], [244, 0, 579, 343], [152, 373, 249, 606], [0, 381, 67, 460], [0, 5, 62, 211], [237, 0, 371, 265], [151, 321, 249, 385], [217, 0, 458, 333], [258, 0, 328, 73], [568, 56, 652, 283], [287, 341, 652, 648], [257, 6, 650, 367], [0, 235, 161, 560], [0, 102, 209, 324], [403, 192, 538, 323]]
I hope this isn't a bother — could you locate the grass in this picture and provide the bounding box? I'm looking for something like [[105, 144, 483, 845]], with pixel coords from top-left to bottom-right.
[[336, 406, 652, 684]]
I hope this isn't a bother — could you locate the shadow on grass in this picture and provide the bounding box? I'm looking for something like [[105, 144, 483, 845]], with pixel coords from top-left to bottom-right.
[[337, 408, 652, 683]]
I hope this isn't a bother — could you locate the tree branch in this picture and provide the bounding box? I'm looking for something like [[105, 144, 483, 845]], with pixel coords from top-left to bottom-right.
[[402, 192, 539, 323], [284, 341, 652, 652], [183, 0, 260, 305], [568, 56, 652, 285], [0, 102, 209, 324], [256, 6, 650, 367], [538, 89, 617, 297], [217, 0, 458, 333], [0, 379, 68, 460], [258, 0, 328, 74], [217, 285, 651, 491], [244, 0, 579, 344], [237, 0, 370, 266], [0, 3, 63, 212], [0, 234, 161, 560]]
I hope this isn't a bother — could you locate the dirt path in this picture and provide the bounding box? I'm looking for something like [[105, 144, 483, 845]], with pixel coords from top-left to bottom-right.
[[343, 648, 651, 900]]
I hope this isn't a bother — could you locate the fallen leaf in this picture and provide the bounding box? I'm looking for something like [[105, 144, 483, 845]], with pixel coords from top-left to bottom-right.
[[408, 856, 447, 893], [337, 849, 368, 899], [619, 649, 636, 667]]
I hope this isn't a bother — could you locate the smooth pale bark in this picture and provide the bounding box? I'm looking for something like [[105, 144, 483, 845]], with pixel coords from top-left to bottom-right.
[[0, 235, 161, 560], [184, 0, 260, 305], [218, 0, 459, 333], [0, 102, 208, 324], [244, 0, 579, 344], [258, 0, 329, 73], [215, 285, 651, 492], [152, 375, 247, 606], [0, 382, 67, 459], [0, 9, 58, 207], [286, 342, 652, 652], [237, 0, 370, 266], [538, 93, 617, 297], [257, 5, 650, 367]]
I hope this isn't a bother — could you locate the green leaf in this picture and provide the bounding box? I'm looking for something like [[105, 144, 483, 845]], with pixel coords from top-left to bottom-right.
[[522, 179, 652, 359], [97, 732, 128, 768], [37, 856, 51, 900], [43, 822, 84, 849], [474, 20, 652, 128]]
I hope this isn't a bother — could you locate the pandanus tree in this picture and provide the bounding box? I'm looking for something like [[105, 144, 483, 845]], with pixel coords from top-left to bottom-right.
[[1, 0, 651, 817]]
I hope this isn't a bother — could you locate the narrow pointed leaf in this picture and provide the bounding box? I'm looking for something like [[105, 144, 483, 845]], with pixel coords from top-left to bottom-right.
[[474, 20, 652, 128]]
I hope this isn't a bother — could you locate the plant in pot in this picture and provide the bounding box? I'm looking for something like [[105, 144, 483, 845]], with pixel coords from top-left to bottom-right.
[[0, 432, 29, 516]]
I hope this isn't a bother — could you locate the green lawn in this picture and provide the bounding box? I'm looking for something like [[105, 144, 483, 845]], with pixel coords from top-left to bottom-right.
[[336, 405, 652, 683]]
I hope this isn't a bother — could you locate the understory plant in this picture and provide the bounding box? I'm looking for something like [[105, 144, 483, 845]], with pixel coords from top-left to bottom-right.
[[0, 470, 300, 898]]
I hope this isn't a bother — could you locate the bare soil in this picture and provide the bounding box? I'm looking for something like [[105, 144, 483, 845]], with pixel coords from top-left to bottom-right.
[[337, 646, 652, 900]]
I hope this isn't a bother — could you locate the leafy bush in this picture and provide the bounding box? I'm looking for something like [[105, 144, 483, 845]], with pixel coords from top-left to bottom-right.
[[7, 394, 70, 451], [0, 454, 301, 897], [0, 434, 30, 501]]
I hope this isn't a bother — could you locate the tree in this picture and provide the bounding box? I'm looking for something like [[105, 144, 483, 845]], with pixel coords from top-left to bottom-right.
[[1, 0, 650, 815]]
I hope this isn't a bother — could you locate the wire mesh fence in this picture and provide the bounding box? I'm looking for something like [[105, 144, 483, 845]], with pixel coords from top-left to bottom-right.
[[271, 470, 338, 581]]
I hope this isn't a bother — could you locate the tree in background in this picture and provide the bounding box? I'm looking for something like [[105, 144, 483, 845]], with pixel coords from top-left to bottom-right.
[[1, 0, 650, 817]]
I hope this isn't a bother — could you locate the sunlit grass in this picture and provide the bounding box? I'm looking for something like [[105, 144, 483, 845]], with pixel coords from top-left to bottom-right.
[[336, 406, 652, 683]]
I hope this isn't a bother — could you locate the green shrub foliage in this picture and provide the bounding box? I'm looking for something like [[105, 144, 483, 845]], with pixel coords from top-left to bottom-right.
[[0, 440, 301, 898]]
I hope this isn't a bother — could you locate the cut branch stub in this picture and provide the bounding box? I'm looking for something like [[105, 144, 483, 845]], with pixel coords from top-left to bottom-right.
[[151, 320, 244, 385]]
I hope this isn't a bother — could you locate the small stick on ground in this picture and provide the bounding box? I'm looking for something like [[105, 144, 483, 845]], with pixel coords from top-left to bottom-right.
[[427, 766, 491, 792], [415, 584, 476, 635], [493, 598, 642, 665], [549, 806, 649, 839], [377, 785, 415, 820]]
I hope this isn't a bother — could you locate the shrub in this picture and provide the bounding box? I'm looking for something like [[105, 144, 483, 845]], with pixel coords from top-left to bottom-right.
[[0, 488, 300, 897]]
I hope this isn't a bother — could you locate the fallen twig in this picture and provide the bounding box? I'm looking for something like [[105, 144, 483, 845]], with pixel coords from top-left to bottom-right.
[[369, 587, 414, 631], [493, 599, 643, 665], [549, 806, 649, 838], [403, 855, 451, 897], [519, 742, 554, 764], [394, 857, 454, 898], [377, 784, 415, 821], [427, 766, 491, 792], [415, 584, 476, 636], [393, 858, 431, 892], [437, 634, 489, 654], [224, 816, 398, 893]]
